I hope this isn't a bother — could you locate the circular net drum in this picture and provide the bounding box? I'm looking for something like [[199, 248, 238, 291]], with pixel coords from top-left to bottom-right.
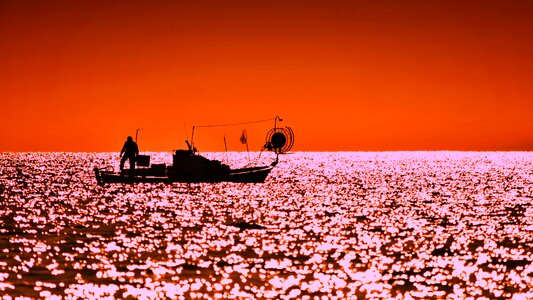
[[264, 126, 294, 154]]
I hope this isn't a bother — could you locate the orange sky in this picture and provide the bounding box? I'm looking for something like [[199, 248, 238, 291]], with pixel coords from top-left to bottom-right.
[[1, 0, 533, 151]]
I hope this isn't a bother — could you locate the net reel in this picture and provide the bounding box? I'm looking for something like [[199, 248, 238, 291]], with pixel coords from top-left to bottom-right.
[[264, 126, 294, 154]]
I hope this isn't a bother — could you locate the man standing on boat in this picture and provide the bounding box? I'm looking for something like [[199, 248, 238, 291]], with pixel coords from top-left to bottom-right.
[[120, 136, 139, 175]]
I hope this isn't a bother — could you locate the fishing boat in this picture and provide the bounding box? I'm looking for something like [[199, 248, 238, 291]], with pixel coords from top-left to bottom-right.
[[94, 116, 294, 185]]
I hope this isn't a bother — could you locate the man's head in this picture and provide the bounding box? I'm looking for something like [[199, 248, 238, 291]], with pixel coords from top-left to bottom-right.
[[127, 136, 133, 141]]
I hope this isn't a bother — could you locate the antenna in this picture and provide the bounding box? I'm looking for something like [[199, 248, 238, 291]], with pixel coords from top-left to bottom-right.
[[183, 123, 189, 141]]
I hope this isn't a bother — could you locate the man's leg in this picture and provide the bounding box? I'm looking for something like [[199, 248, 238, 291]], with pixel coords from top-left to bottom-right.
[[129, 156, 135, 177], [120, 156, 127, 173]]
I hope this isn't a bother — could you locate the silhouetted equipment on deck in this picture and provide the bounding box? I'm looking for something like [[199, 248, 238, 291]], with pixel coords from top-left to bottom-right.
[[136, 155, 150, 167], [264, 126, 294, 154]]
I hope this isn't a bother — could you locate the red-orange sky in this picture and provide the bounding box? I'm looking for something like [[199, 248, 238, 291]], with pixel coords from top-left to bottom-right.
[[2, 0, 533, 151]]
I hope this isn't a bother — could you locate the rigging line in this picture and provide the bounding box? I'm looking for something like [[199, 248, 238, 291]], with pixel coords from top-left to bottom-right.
[[135, 127, 183, 145], [137, 127, 180, 131], [193, 117, 276, 128]]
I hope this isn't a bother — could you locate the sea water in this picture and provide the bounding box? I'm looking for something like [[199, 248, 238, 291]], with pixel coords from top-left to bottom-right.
[[0, 152, 532, 299]]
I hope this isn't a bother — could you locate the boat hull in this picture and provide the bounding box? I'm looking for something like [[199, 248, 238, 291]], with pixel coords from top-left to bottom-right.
[[94, 165, 274, 185]]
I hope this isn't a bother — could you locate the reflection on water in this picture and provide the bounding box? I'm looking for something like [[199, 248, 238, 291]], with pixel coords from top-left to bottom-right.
[[0, 152, 532, 298]]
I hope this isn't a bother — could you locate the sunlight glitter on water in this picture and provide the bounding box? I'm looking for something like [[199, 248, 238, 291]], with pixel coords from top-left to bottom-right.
[[0, 152, 532, 298]]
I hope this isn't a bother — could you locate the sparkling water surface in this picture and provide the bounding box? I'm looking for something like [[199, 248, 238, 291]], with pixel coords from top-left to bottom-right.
[[0, 152, 532, 299]]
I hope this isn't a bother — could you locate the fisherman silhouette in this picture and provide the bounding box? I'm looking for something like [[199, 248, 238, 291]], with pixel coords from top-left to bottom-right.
[[120, 136, 139, 176]]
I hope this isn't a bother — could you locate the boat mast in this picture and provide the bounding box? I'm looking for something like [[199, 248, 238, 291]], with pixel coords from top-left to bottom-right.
[[190, 126, 196, 151], [135, 128, 141, 143]]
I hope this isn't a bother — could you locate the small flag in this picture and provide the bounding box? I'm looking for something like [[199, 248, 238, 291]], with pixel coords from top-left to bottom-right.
[[240, 129, 247, 144]]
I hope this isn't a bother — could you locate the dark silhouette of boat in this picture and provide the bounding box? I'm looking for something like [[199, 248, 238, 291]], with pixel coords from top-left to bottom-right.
[[94, 116, 294, 185], [94, 149, 277, 185]]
